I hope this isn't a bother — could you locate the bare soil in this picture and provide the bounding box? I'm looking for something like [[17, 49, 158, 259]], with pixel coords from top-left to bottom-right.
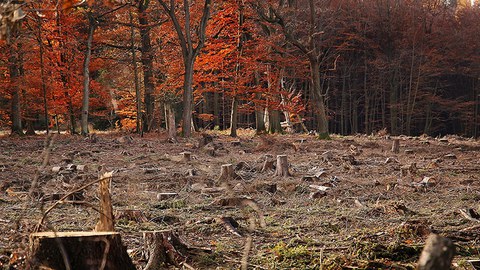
[[1, 131, 479, 269]]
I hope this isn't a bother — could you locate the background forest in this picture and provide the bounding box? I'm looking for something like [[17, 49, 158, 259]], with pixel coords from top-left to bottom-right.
[[1, 0, 479, 138]]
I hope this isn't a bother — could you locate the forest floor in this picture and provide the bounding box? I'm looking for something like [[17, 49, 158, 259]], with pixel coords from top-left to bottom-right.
[[1, 130, 480, 269]]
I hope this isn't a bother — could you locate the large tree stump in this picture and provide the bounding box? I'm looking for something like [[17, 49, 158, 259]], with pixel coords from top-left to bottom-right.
[[417, 234, 455, 270], [275, 155, 290, 177], [143, 230, 189, 269], [391, 139, 400, 154], [29, 231, 135, 270]]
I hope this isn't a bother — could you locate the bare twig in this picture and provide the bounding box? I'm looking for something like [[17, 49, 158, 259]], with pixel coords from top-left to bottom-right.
[[35, 172, 114, 232]]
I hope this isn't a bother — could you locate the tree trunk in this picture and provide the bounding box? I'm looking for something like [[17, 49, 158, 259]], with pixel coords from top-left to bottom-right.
[[8, 36, 23, 136], [130, 11, 142, 134], [230, 96, 238, 137], [165, 102, 177, 142], [254, 72, 266, 133], [214, 92, 220, 128], [268, 110, 282, 134], [139, 1, 155, 133], [56, 7, 76, 134], [182, 57, 195, 137], [39, 17, 49, 134], [81, 16, 95, 136], [389, 70, 399, 135], [310, 59, 329, 135]]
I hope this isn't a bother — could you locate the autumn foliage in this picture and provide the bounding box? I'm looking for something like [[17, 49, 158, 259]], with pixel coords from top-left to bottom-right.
[[0, 0, 479, 137]]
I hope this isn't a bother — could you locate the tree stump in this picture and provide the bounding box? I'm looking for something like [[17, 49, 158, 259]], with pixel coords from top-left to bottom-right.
[[29, 231, 135, 270], [143, 230, 189, 269], [198, 133, 213, 148], [219, 164, 235, 181], [391, 139, 400, 154], [95, 172, 114, 232], [261, 154, 275, 172], [180, 151, 191, 162], [275, 155, 290, 177], [417, 234, 455, 270]]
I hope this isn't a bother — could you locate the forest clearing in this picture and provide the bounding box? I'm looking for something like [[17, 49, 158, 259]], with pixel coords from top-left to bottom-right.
[[1, 0, 480, 268], [1, 131, 479, 269]]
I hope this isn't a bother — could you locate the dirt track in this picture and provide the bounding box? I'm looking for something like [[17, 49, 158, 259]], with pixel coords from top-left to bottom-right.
[[1, 131, 479, 269]]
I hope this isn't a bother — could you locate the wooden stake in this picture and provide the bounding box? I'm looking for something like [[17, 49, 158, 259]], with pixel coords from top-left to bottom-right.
[[29, 231, 135, 270], [417, 234, 454, 270], [391, 139, 400, 154], [275, 155, 290, 177]]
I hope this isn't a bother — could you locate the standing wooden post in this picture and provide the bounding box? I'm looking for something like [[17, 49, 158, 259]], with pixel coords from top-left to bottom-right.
[[417, 234, 454, 270], [275, 155, 290, 177], [391, 139, 400, 154]]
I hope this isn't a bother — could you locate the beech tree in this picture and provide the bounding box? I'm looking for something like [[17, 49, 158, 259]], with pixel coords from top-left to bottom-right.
[[157, 0, 212, 137]]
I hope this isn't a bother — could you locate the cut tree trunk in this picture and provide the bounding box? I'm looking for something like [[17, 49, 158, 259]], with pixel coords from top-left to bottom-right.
[[275, 155, 290, 177], [391, 139, 400, 154], [417, 234, 454, 270], [29, 231, 135, 270], [143, 230, 189, 269], [165, 102, 177, 142], [219, 164, 234, 181], [261, 154, 275, 172], [180, 151, 191, 162], [95, 172, 114, 232]]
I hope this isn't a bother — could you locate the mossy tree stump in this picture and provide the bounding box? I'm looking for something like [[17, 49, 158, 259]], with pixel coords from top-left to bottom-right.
[[29, 231, 135, 270]]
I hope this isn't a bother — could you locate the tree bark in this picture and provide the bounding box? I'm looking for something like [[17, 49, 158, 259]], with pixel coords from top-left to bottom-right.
[[164, 102, 177, 142], [230, 96, 238, 137], [81, 15, 95, 136], [268, 110, 282, 134], [310, 59, 329, 135], [182, 57, 195, 137], [275, 155, 290, 177], [8, 34, 23, 136], [29, 232, 135, 270], [417, 234, 454, 270], [38, 16, 49, 134], [138, 1, 155, 132], [130, 11, 142, 134], [158, 0, 212, 138]]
